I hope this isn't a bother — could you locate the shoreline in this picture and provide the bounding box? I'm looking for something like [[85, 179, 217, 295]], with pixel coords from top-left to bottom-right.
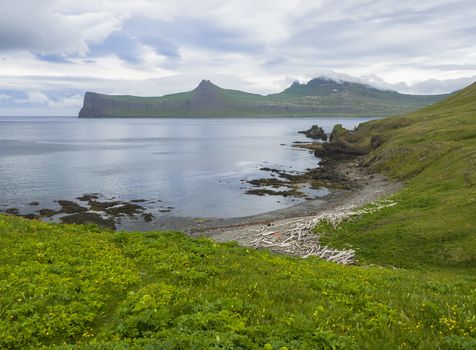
[[195, 157, 401, 245], [118, 156, 401, 241], [0, 154, 401, 236]]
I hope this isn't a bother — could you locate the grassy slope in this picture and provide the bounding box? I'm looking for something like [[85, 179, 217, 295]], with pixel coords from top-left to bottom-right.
[[319, 83, 476, 270], [0, 215, 475, 350]]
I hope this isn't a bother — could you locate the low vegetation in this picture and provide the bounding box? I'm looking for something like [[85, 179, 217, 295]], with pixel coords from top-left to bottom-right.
[[1, 214, 475, 349]]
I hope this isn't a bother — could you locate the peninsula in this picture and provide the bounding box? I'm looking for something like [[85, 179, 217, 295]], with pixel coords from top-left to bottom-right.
[[79, 77, 447, 118]]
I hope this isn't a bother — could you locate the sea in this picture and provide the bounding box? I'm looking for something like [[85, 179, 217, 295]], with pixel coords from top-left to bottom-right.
[[0, 116, 377, 219]]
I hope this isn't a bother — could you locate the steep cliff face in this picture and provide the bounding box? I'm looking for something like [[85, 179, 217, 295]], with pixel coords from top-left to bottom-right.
[[78, 78, 448, 118], [78, 92, 106, 118], [79, 92, 157, 118]]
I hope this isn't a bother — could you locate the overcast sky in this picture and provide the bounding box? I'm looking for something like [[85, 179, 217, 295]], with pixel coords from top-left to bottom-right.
[[0, 0, 475, 115]]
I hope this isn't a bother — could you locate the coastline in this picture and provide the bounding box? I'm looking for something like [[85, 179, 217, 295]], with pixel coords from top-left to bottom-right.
[[0, 150, 401, 236], [196, 157, 401, 244], [117, 156, 401, 242]]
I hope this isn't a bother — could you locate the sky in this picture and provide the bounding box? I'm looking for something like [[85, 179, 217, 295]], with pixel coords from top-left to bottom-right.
[[0, 0, 475, 116]]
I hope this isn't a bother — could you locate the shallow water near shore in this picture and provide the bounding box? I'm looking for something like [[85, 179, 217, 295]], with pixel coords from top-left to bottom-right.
[[0, 116, 378, 225]]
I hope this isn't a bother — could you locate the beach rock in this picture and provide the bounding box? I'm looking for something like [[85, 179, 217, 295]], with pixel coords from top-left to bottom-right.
[[60, 213, 116, 230], [315, 141, 367, 160], [38, 209, 57, 217], [76, 193, 100, 202], [142, 213, 154, 222], [57, 200, 88, 214], [29, 201, 40, 206], [5, 208, 19, 215], [88, 200, 121, 212], [19, 214, 39, 220], [104, 203, 144, 216]]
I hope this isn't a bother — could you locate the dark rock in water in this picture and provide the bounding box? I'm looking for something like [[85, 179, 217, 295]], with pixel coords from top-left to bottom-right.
[[38, 209, 57, 217], [57, 200, 88, 214], [104, 203, 144, 216], [60, 213, 116, 230], [76, 193, 100, 202], [19, 214, 39, 220], [246, 188, 305, 197], [298, 125, 328, 141], [159, 209, 171, 213], [5, 208, 19, 215], [29, 201, 40, 206], [88, 200, 121, 212], [248, 177, 290, 188], [130, 199, 146, 203], [142, 213, 154, 222]]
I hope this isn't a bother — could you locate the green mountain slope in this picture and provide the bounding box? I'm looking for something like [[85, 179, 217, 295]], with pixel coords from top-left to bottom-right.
[[318, 82, 476, 269], [78, 78, 447, 118]]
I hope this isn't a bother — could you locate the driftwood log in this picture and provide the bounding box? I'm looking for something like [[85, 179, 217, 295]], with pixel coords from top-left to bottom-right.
[[249, 200, 397, 265]]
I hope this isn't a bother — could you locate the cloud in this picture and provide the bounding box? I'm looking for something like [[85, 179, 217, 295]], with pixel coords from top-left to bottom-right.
[[0, 0, 120, 55], [394, 76, 476, 95], [0, 0, 85, 55], [0, 0, 475, 115], [14, 91, 83, 108]]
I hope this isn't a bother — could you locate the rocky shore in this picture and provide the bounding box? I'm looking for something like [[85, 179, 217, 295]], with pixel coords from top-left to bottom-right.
[[198, 156, 400, 237], [200, 124, 401, 250]]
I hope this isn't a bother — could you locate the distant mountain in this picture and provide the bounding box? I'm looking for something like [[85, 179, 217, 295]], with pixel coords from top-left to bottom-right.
[[78, 77, 448, 118]]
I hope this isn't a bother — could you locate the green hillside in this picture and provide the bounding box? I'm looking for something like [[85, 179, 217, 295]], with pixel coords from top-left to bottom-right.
[[1, 82, 476, 349], [318, 82, 476, 270], [78, 78, 446, 118], [1, 215, 475, 349]]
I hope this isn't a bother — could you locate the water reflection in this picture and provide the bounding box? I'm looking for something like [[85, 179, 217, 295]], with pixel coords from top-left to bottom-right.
[[0, 116, 378, 218]]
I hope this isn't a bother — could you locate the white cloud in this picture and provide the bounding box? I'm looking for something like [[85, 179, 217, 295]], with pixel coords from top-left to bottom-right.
[[0, 0, 475, 116], [14, 91, 83, 108], [66, 12, 122, 47], [0, 0, 121, 55], [49, 94, 84, 108], [15, 91, 51, 105]]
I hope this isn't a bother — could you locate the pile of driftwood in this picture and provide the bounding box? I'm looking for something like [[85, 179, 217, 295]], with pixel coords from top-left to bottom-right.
[[249, 200, 397, 265]]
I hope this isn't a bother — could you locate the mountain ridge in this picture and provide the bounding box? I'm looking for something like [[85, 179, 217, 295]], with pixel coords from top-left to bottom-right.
[[79, 77, 448, 118]]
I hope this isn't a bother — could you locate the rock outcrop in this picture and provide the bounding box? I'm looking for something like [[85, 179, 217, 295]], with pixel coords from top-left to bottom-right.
[[298, 125, 328, 141], [315, 125, 367, 160]]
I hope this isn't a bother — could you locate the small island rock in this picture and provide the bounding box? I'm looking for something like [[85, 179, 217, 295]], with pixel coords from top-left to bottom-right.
[[298, 125, 328, 141]]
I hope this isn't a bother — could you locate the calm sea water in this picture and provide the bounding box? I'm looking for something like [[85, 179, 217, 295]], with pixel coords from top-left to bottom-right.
[[0, 116, 376, 218]]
